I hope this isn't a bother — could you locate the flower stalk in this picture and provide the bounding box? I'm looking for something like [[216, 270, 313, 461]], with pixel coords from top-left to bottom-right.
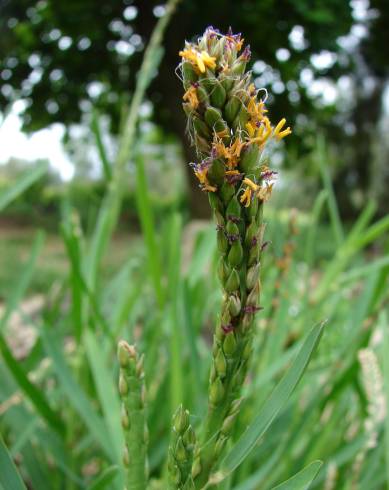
[[178, 27, 291, 487], [118, 341, 149, 490]]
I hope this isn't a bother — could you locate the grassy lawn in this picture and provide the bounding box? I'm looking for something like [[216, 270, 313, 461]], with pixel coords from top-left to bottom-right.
[[0, 224, 141, 300]]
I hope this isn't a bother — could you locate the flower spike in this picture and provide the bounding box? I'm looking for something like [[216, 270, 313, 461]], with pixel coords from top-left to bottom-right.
[[177, 26, 291, 488]]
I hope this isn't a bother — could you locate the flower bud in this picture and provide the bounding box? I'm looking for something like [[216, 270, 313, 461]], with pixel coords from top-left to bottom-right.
[[210, 377, 225, 405], [225, 268, 240, 293], [196, 85, 209, 104], [175, 437, 187, 463], [248, 241, 260, 266], [228, 240, 243, 267], [121, 405, 130, 429], [119, 373, 129, 396], [247, 263, 260, 290], [182, 61, 198, 89], [214, 210, 225, 227], [240, 144, 260, 174], [229, 398, 243, 415], [232, 106, 250, 131], [208, 158, 225, 185], [221, 413, 237, 435], [192, 456, 201, 479], [246, 196, 259, 218], [210, 80, 227, 108], [242, 340, 252, 361], [173, 404, 190, 434], [215, 350, 227, 378], [245, 219, 257, 246], [220, 182, 235, 203], [228, 294, 241, 317], [117, 340, 129, 368], [171, 464, 181, 485], [223, 332, 237, 357], [224, 96, 242, 124], [217, 228, 228, 254], [214, 436, 227, 457], [204, 106, 223, 129], [221, 307, 231, 326], [231, 365, 246, 389], [226, 195, 241, 219], [217, 257, 228, 283], [209, 364, 217, 382], [183, 425, 196, 451], [220, 76, 234, 93], [246, 281, 260, 306], [226, 220, 239, 237], [208, 192, 223, 213], [193, 116, 211, 139]]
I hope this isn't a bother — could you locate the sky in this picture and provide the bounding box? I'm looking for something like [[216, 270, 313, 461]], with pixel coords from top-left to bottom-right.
[[0, 100, 75, 181]]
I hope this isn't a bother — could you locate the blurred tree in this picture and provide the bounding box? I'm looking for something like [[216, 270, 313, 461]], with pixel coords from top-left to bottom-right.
[[0, 0, 388, 216]]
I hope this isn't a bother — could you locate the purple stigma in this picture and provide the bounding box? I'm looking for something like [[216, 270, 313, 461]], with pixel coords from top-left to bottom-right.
[[222, 323, 235, 334], [242, 45, 251, 61]]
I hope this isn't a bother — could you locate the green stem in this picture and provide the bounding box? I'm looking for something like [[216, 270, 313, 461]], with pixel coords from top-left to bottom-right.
[[86, 0, 181, 292]]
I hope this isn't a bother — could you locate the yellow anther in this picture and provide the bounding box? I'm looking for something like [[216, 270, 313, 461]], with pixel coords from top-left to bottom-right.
[[273, 118, 292, 140], [179, 47, 216, 74], [242, 177, 259, 191], [240, 187, 252, 207], [183, 85, 199, 110]]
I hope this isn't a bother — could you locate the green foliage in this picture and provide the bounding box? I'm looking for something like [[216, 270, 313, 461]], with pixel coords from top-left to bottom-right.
[[1, 150, 388, 489]]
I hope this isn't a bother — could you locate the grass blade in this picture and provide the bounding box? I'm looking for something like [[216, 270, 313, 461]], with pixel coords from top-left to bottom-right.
[[41, 327, 114, 459], [0, 435, 26, 490], [271, 460, 323, 490], [134, 154, 164, 307], [217, 322, 324, 480], [86, 0, 180, 290], [0, 231, 44, 332], [0, 161, 48, 212], [316, 136, 344, 245], [381, 311, 389, 490], [0, 232, 64, 435], [91, 108, 112, 181], [84, 330, 124, 464]]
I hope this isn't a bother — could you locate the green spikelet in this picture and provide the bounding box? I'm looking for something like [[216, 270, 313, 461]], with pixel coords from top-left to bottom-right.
[[178, 25, 291, 489], [168, 405, 196, 489], [118, 341, 149, 490]]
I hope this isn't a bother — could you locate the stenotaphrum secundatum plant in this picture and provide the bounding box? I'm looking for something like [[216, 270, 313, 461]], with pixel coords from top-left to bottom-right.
[[117, 26, 292, 490]]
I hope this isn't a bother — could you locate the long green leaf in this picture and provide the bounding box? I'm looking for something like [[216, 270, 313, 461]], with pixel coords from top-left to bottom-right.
[[0, 436, 26, 490], [134, 154, 164, 307], [217, 322, 324, 479], [0, 232, 64, 435], [84, 330, 124, 464], [0, 231, 44, 332], [41, 328, 114, 459], [271, 461, 323, 490], [0, 161, 48, 212], [86, 0, 180, 290], [91, 109, 112, 181], [381, 311, 389, 490], [316, 136, 343, 245]]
